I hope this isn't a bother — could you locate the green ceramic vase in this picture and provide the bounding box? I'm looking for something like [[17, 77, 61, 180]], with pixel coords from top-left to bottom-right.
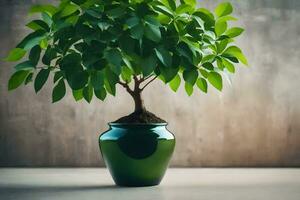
[[99, 123, 175, 187]]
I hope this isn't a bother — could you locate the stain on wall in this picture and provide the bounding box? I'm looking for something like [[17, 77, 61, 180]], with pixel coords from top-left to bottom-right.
[[0, 0, 299, 167]]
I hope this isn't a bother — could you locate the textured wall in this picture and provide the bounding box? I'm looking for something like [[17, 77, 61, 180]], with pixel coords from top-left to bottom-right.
[[0, 0, 299, 167]]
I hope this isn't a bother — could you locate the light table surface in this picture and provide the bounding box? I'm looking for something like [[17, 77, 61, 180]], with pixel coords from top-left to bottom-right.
[[0, 168, 299, 200]]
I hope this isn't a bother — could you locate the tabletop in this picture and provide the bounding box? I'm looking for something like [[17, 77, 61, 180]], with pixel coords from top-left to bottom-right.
[[0, 168, 299, 200]]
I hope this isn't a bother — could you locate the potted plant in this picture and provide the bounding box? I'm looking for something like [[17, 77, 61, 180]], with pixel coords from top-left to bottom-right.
[[5, 0, 247, 186]]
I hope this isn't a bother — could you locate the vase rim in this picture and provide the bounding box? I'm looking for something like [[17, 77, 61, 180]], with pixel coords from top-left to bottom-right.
[[108, 122, 168, 126]]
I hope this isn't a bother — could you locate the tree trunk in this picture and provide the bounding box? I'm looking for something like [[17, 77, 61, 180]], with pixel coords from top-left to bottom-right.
[[132, 90, 145, 112]]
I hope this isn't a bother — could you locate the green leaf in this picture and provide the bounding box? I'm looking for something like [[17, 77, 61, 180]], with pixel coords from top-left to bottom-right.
[[53, 71, 63, 83], [29, 4, 57, 16], [215, 2, 233, 18], [72, 89, 83, 101], [199, 68, 208, 78], [155, 46, 172, 67], [4, 48, 26, 62], [14, 61, 35, 71], [176, 42, 194, 64], [169, 74, 181, 92], [85, 2, 104, 17], [106, 7, 126, 18], [196, 78, 208, 93], [193, 8, 215, 29], [144, 24, 161, 42], [39, 38, 48, 49], [52, 79, 66, 103], [26, 20, 50, 32], [223, 46, 241, 55], [68, 71, 89, 90], [183, 69, 198, 85], [184, 82, 193, 96], [144, 15, 161, 27], [180, 0, 197, 7], [91, 71, 104, 90], [29, 46, 41, 65], [159, 65, 179, 83], [202, 62, 214, 70], [94, 87, 107, 101], [176, 4, 193, 14], [126, 16, 140, 28], [236, 52, 248, 65], [142, 54, 157, 76], [42, 12, 53, 26], [104, 48, 122, 75], [60, 4, 78, 18], [8, 70, 30, 91], [223, 46, 248, 65], [130, 23, 144, 39], [104, 68, 118, 96], [152, 5, 174, 18], [60, 53, 82, 71], [25, 73, 33, 85], [222, 58, 235, 73], [222, 54, 239, 63], [202, 55, 215, 63], [42, 47, 57, 65], [86, 9, 102, 18], [216, 58, 224, 70], [121, 66, 132, 83], [122, 56, 133, 69], [34, 68, 50, 93], [208, 72, 222, 91], [216, 39, 229, 53], [71, 0, 87, 5], [217, 15, 237, 23], [215, 21, 227, 37], [83, 83, 93, 103], [225, 27, 244, 38], [24, 33, 44, 49], [162, 0, 176, 11], [17, 31, 45, 50]]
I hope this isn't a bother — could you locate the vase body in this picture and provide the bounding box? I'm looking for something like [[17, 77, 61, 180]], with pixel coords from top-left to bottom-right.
[[99, 123, 175, 187]]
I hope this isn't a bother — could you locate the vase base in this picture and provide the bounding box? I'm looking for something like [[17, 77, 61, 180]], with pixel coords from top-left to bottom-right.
[[114, 181, 161, 187]]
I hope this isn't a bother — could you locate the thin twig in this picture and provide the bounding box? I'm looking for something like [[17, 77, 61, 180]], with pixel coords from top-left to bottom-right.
[[36, 64, 59, 70], [138, 75, 143, 81], [140, 75, 158, 91], [133, 75, 139, 83], [143, 74, 154, 82], [36, 66, 48, 69], [118, 81, 134, 94]]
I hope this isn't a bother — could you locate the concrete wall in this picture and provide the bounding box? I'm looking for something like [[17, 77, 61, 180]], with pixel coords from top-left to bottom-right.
[[0, 0, 299, 167]]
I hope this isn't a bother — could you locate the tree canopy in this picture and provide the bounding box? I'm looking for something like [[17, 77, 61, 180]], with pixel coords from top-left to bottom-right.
[[5, 0, 248, 103]]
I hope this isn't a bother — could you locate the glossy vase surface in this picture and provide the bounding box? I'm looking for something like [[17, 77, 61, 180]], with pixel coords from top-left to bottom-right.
[[99, 123, 175, 187]]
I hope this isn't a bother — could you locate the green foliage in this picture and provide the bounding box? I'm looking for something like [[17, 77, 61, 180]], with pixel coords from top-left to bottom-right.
[[72, 89, 84, 101], [185, 82, 193, 96], [169, 74, 181, 92], [196, 78, 207, 93], [34, 68, 50, 92], [83, 82, 93, 103], [8, 70, 31, 91], [52, 79, 66, 103], [5, 0, 247, 103], [208, 72, 223, 91], [215, 2, 233, 17], [4, 48, 26, 62]]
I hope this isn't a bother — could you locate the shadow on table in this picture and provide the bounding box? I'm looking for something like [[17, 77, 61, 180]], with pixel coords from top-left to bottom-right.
[[0, 184, 165, 200], [0, 184, 121, 192]]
